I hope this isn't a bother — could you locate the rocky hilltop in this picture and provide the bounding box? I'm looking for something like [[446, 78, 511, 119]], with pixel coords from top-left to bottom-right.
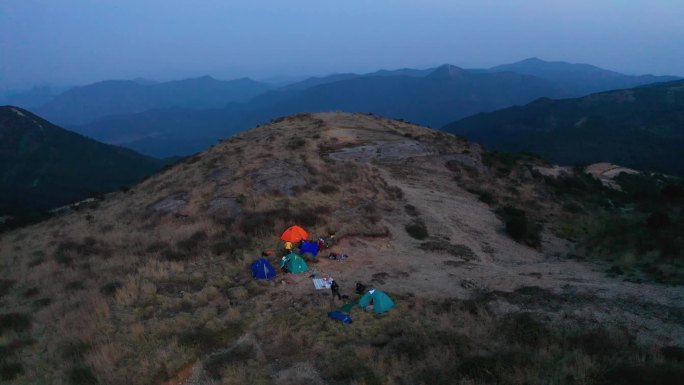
[[1, 112, 682, 384]]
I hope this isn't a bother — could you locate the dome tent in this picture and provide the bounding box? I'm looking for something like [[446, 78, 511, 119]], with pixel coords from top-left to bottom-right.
[[251, 258, 276, 280], [280, 225, 309, 243], [358, 289, 394, 313], [280, 252, 309, 274]]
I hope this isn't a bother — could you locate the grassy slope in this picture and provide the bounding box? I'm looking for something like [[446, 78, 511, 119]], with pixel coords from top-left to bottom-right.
[[0, 113, 682, 384]]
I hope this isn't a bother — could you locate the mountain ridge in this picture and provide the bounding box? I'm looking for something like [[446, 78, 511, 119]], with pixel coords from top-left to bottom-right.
[[0, 106, 165, 225], [443, 79, 684, 175]]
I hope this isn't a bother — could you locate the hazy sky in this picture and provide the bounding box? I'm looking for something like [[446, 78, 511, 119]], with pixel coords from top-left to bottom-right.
[[1, 0, 683, 90]]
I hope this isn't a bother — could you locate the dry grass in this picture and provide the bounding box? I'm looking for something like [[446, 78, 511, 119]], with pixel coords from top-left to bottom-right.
[[0, 112, 681, 384]]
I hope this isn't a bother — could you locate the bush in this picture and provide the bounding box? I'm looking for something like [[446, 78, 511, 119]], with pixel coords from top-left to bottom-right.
[[65, 281, 85, 291], [499, 313, 551, 347], [498, 206, 542, 247], [0, 313, 31, 334], [478, 191, 496, 205], [404, 204, 419, 217], [0, 279, 15, 299], [99, 281, 122, 297], [0, 362, 23, 381], [317, 184, 339, 194], [68, 365, 99, 385], [405, 220, 428, 240], [600, 363, 684, 385], [32, 298, 52, 309]]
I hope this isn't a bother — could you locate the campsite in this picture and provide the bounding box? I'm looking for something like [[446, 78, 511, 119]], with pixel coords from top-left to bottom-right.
[[252, 224, 396, 324]]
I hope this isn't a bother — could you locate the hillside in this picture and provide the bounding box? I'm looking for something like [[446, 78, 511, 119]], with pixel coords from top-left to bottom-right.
[[73, 65, 566, 157], [444, 80, 684, 175], [488, 57, 680, 96], [0, 106, 165, 226], [35, 76, 272, 125], [1, 113, 682, 385]]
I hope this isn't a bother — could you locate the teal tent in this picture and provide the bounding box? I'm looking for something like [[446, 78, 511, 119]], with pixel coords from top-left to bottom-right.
[[280, 252, 309, 274], [358, 289, 394, 313]]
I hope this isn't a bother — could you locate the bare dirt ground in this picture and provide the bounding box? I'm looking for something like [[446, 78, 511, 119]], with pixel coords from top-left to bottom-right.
[[271, 113, 684, 347]]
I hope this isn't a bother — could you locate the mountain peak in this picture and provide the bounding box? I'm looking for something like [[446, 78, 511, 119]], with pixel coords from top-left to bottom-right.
[[427, 64, 468, 78]]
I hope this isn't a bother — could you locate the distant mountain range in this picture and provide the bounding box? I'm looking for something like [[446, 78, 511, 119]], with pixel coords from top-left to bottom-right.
[[11, 58, 679, 157], [35, 76, 273, 125], [71, 64, 567, 157], [485, 57, 680, 96], [443, 80, 684, 175], [0, 106, 165, 222]]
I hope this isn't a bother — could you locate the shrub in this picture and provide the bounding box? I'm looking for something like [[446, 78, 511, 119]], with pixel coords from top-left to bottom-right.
[[499, 313, 551, 347], [600, 363, 684, 385], [99, 281, 122, 297], [0, 362, 23, 381], [317, 184, 339, 194], [404, 204, 419, 217], [0, 280, 15, 298], [0, 313, 31, 334], [32, 298, 52, 309], [61, 342, 92, 361], [478, 191, 496, 205], [65, 281, 85, 291], [68, 365, 99, 385], [405, 220, 428, 240], [498, 206, 542, 247]]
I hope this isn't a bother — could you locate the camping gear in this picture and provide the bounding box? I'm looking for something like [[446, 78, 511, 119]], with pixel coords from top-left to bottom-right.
[[280, 225, 309, 243], [251, 258, 276, 280], [300, 240, 320, 256], [280, 252, 309, 274], [358, 289, 395, 313], [355, 282, 367, 294], [339, 301, 356, 313], [312, 277, 333, 290], [327, 311, 352, 324]]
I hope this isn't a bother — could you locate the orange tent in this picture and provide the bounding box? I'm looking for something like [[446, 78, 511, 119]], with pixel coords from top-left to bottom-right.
[[280, 225, 309, 243]]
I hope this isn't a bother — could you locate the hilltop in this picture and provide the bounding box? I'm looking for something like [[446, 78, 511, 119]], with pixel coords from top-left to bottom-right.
[[0, 113, 682, 384]]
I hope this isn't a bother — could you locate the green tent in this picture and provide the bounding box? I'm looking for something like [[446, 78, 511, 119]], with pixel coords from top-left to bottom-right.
[[280, 252, 309, 274], [358, 289, 394, 313]]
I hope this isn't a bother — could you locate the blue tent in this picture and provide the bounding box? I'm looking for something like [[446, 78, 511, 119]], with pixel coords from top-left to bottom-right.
[[251, 258, 276, 280], [300, 240, 320, 256]]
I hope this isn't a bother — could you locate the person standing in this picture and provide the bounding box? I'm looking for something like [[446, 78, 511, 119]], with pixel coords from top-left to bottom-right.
[[330, 280, 342, 301]]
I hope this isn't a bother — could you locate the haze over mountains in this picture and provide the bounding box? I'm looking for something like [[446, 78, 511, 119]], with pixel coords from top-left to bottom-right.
[[35, 76, 273, 125], [444, 80, 684, 175], [13, 58, 673, 158]]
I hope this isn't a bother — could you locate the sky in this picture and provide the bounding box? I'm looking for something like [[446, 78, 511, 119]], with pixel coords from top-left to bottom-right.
[[1, 0, 683, 91]]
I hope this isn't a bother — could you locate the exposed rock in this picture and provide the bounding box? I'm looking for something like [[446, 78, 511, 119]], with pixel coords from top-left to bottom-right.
[[443, 154, 486, 174], [207, 168, 234, 184], [206, 197, 241, 217], [328, 140, 435, 163], [249, 160, 308, 195], [149, 192, 187, 214]]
